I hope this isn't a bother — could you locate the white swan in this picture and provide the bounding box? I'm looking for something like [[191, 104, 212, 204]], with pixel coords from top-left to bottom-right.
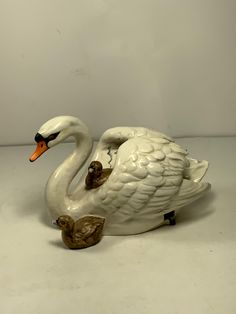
[[30, 116, 211, 235]]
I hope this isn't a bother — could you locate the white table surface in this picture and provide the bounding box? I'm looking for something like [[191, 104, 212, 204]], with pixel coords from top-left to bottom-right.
[[0, 137, 235, 314]]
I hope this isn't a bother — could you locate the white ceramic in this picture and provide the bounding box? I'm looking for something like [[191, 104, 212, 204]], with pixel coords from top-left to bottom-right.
[[30, 116, 211, 235]]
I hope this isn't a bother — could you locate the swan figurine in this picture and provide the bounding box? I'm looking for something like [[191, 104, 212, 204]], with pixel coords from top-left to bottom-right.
[[29, 116, 211, 235]]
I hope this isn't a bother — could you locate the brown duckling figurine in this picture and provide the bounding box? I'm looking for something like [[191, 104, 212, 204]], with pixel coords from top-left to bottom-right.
[[85, 161, 112, 190], [56, 215, 106, 249]]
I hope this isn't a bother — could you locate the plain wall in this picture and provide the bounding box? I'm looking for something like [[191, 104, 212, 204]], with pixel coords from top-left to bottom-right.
[[1, 0, 236, 145]]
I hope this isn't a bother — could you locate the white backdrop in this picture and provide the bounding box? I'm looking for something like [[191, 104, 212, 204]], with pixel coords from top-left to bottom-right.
[[0, 0, 236, 145]]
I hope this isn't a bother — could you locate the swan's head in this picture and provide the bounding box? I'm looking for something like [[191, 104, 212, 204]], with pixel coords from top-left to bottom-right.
[[29, 116, 89, 162], [56, 215, 74, 231]]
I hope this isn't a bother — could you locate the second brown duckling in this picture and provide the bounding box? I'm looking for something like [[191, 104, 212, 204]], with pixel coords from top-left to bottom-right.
[[56, 215, 106, 249], [85, 161, 112, 190]]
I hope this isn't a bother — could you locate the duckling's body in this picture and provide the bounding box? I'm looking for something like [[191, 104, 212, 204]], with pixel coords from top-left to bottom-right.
[[56, 215, 105, 249], [85, 161, 112, 189]]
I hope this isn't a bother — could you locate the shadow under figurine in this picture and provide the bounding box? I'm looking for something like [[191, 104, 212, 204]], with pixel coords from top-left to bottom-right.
[[56, 215, 105, 249], [85, 161, 113, 189]]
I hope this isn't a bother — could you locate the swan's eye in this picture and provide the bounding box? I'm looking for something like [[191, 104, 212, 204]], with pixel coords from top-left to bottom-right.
[[47, 132, 60, 142]]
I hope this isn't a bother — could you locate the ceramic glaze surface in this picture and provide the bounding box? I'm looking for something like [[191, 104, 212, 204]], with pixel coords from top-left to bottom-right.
[[30, 116, 211, 235]]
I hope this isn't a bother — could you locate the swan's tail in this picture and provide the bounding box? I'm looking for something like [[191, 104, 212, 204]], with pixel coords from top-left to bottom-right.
[[184, 158, 209, 182], [168, 179, 211, 211]]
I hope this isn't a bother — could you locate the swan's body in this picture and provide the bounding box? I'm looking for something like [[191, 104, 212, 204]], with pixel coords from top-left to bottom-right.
[[30, 116, 210, 235]]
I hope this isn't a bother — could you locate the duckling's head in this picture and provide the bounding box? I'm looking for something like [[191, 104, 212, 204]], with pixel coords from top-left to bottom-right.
[[88, 161, 103, 176], [56, 215, 74, 231]]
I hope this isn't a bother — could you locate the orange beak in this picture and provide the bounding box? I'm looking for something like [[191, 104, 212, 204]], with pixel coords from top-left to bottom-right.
[[29, 141, 48, 162]]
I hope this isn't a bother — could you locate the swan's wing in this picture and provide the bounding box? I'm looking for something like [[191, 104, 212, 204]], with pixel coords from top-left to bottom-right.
[[91, 127, 174, 168], [99, 127, 173, 143], [93, 136, 188, 221]]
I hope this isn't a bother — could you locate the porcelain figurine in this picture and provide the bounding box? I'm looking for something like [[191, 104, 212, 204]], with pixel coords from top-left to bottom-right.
[[85, 161, 113, 189], [56, 215, 105, 249], [29, 116, 211, 235]]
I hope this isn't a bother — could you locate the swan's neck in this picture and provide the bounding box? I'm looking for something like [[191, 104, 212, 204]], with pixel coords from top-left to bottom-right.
[[45, 132, 93, 219]]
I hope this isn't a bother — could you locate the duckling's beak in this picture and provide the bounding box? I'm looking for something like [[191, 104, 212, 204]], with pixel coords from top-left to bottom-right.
[[29, 141, 48, 162], [52, 219, 59, 228]]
